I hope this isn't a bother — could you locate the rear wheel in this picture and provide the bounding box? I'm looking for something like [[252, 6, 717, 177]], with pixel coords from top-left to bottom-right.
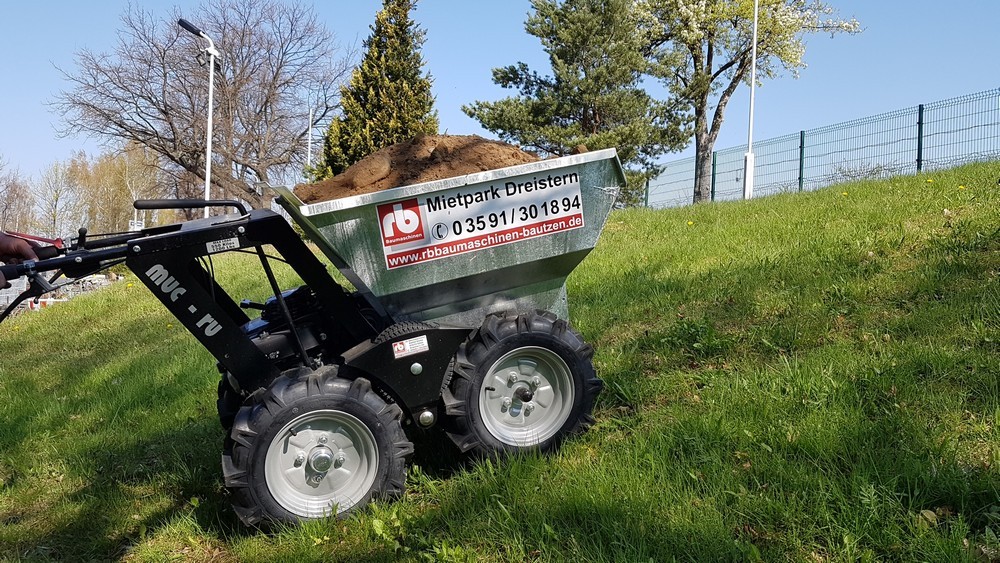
[[442, 311, 602, 457], [222, 366, 412, 526]]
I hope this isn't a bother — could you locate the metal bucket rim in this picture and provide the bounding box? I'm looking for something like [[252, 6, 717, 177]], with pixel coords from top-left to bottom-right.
[[298, 148, 621, 217]]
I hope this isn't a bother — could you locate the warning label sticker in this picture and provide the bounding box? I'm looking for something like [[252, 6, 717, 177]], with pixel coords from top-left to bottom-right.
[[392, 335, 430, 359], [376, 167, 584, 269], [206, 237, 240, 254]]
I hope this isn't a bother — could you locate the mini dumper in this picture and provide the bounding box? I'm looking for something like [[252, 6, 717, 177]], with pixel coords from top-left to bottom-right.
[[0, 149, 624, 526]]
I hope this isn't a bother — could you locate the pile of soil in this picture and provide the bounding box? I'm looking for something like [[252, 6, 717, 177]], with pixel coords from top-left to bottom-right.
[[295, 134, 541, 203]]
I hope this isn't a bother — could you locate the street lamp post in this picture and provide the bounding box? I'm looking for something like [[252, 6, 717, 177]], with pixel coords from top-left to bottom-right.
[[742, 0, 760, 200], [307, 105, 314, 168], [178, 18, 220, 218]]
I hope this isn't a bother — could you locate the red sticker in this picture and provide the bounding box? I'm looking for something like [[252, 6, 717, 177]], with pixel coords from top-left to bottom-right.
[[377, 199, 425, 246]]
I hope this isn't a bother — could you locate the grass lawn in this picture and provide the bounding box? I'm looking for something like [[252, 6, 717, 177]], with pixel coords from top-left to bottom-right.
[[1, 162, 999, 561]]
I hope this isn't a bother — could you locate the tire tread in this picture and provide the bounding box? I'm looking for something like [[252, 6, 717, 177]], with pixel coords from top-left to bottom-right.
[[222, 366, 412, 527], [443, 310, 602, 458]]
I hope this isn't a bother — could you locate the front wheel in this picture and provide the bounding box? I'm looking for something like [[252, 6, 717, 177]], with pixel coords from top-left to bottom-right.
[[222, 366, 412, 527], [442, 311, 602, 457]]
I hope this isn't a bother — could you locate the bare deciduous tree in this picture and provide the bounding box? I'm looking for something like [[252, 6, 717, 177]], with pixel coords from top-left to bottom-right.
[[0, 159, 34, 233], [69, 143, 168, 233], [55, 0, 353, 209], [34, 162, 85, 239]]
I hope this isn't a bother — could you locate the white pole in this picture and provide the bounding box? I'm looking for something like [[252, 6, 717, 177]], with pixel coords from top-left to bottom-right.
[[307, 106, 314, 168], [742, 0, 759, 200], [178, 19, 219, 218], [203, 39, 220, 218]]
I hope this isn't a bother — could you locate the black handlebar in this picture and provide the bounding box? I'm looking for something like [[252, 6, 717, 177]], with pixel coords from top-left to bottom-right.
[[2, 199, 249, 283], [35, 246, 60, 260], [0, 262, 21, 281], [1, 243, 132, 282], [0, 245, 59, 280], [134, 199, 248, 215]]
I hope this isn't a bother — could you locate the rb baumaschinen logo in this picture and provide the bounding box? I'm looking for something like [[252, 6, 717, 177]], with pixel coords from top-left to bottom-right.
[[377, 199, 425, 246]]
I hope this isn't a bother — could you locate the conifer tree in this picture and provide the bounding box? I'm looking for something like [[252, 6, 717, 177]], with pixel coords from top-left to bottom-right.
[[463, 0, 689, 205], [313, 0, 438, 179]]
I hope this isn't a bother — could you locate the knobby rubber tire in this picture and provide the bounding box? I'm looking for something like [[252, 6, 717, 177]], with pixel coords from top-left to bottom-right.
[[442, 310, 602, 457], [218, 371, 275, 432], [217, 378, 242, 431], [222, 365, 413, 527]]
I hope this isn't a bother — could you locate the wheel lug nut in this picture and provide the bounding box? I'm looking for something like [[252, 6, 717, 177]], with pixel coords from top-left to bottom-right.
[[294, 452, 306, 467], [318, 435, 328, 445], [507, 372, 518, 385], [530, 376, 542, 388], [334, 454, 346, 469], [502, 397, 512, 409], [524, 403, 535, 415]]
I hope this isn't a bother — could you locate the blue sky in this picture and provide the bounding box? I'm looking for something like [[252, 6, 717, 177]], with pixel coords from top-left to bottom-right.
[[1, 1, 998, 180]]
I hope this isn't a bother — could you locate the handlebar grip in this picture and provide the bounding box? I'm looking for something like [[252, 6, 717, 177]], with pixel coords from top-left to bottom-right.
[[0, 262, 24, 281], [35, 246, 60, 260]]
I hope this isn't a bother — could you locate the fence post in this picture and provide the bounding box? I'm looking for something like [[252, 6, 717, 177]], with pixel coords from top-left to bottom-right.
[[644, 178, 649, 207], [916, 103, 924, 172], [798, 130, 805, 192], [710, 151, 717, 201]]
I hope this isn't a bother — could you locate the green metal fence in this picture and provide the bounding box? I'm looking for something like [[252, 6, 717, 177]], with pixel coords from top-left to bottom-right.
[[648, 88, 1000, 207]]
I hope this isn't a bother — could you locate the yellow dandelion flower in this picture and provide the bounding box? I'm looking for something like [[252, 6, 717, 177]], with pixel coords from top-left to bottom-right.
[[687, 221, 694, 226], [166, 323, 173, 329], [841, 192, 848, 196], [958, 185, 966, 190], [127, 283, 134, 288], [926, 178, 934, 183]]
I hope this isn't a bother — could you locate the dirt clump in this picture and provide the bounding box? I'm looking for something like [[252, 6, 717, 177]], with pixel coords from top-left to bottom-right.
[[295, 134, 540, 204]]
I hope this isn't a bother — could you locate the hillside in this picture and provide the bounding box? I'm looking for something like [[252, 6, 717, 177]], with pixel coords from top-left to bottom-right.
[[1, 161, 999, 561]]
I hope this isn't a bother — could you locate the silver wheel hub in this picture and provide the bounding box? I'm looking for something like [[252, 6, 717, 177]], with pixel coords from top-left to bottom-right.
[[479, 346, 574, 446], [309, 446, 335, 472], [264, 410, 378, 518]]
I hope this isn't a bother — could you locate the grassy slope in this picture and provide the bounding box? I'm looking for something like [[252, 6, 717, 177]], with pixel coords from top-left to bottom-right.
[[1, 162, 999, 561]]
